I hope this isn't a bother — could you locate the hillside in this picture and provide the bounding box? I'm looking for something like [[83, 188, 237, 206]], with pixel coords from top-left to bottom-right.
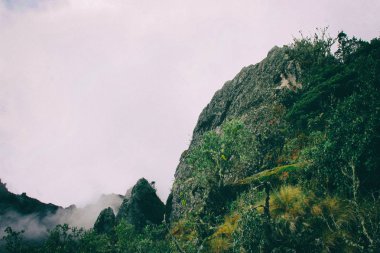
[[0, 179, 123, 239], [1, 31, 379, 252], [0, 180, 59, 217], [167, 31, 380, 252], [0, 179, 61, 238]]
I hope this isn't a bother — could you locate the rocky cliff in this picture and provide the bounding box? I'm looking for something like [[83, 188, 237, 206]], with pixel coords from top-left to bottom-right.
[[116, 178, 165, 230], [170, 46, 302, 221], [166, 33, 380, 252]]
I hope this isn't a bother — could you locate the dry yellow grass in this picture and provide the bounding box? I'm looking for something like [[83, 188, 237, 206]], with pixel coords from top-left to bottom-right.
[[270, 185, 311, 219], [209, 213, 240, 253]]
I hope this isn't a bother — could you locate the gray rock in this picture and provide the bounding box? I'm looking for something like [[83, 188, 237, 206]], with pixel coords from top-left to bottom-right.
[[170, 45, 301, 221], [117, 178, 165, 230]]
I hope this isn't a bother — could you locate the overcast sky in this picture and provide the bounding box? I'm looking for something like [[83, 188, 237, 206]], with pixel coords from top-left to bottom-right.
[[0, 0, 379, 207]]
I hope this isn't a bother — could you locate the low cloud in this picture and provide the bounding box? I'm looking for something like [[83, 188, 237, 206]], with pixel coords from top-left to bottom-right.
[[0, 211, 50, 239], [0, 193, 123, 239], [53, 193, 123, 229]]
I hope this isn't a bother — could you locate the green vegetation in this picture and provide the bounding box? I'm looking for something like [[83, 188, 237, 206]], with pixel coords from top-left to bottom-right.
[[170, 29, 380, 252], [2, 222, 171, 253], [235, 163, 304, 186], [94, 207, 116, 235], [2, 30, 379, 252]]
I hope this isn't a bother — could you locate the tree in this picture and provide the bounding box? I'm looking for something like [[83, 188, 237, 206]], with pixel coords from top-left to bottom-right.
[[335, 32, 362, 63], [2, 227, 25, 253], [44, 224, 84, 253]]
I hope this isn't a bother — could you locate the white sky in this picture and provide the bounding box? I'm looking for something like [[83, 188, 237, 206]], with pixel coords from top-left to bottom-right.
[[0, 0, 379, 207]]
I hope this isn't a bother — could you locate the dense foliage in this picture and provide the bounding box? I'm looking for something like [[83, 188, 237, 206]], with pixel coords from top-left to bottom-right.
[[1, 222, 172, 253], [170, 30, 380, 252]]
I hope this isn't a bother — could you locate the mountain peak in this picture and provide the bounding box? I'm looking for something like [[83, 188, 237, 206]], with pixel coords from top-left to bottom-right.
[[117, 178, 165, 230]]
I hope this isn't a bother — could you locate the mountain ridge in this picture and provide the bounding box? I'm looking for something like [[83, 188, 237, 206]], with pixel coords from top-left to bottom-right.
[[1, 31, 379, 252]]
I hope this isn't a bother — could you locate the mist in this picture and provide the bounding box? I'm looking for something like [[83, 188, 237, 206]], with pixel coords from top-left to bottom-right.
[[0, 193, 123, 239], [0, 211, 50, 239], [0, 0, 379, 207]]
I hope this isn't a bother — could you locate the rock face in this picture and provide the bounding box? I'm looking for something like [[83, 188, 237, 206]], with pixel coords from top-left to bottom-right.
[[94, 207, 116, 234], [117, 178, 165, 230], [191, 46, 300, 141], [170, 46, 302, 221]]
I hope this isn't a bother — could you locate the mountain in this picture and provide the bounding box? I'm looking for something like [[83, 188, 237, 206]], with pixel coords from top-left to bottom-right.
[[93, 207, 116, 234], [0, 179, 61, 238], [170, 44, 299, 221], [116, 178, 165, 230], [0, 179, 124, 239], [0, 179, 59, 217], [1, 31, 379, 252], [167, 32, 380, 252], [92, 177, 165, 239]]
